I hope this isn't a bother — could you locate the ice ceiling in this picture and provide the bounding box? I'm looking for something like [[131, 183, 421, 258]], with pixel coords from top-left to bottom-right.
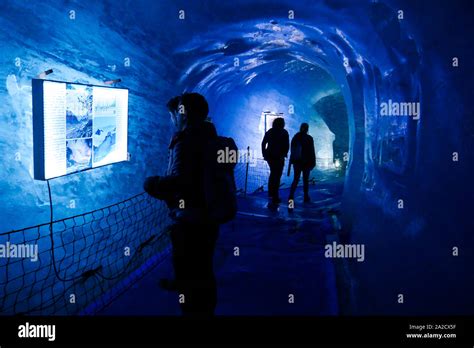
[[170, 4, 422, 204]]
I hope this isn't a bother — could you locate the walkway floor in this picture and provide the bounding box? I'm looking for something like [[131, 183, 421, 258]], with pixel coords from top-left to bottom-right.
[[99, 174, 345, 316]]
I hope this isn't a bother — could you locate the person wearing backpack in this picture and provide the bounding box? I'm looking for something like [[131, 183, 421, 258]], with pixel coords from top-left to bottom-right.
[[288, 123, 316, 204], [261, 117, 289, 207], [143, 93, 235, 316]]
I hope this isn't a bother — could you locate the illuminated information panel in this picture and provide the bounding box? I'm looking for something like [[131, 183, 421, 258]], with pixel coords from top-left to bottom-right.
[[33, 79, 129, 180]]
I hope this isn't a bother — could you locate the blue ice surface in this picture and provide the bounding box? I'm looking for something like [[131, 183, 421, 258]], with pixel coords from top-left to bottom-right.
[[0, 0, 472, 315]]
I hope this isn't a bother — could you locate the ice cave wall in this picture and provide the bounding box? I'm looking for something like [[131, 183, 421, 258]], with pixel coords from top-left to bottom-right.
[[0, 0, 181, 230], [0, 0, 472, 315], [0, 0, 472, 289]]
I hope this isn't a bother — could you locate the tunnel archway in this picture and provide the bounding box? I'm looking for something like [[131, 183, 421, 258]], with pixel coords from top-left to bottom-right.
[[173, 13, 421, 226]]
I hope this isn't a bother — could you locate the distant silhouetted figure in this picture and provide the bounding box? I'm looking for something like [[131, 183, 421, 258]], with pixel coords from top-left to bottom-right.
[[261, 117, 289, 206], [289, 123, 316, 203], [144, 93, 220, 317]]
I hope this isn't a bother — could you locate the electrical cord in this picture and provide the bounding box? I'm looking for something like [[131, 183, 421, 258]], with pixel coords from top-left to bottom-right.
[[47, 179, 86, 282]]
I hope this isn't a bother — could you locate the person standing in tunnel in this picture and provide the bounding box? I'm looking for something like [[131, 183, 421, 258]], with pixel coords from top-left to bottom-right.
[[261, 117, 289, 207], [288, 122, 316, 204], [143, 93, 220, 316]]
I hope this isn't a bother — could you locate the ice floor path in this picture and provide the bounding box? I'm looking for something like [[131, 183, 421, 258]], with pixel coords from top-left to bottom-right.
[[99, 175, 345, 315]]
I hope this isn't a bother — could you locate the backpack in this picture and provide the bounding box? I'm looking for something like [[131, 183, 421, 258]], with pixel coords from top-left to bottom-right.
[[204, 136, 238, 224]]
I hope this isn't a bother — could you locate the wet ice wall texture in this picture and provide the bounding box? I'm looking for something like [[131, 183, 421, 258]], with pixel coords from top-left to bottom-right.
[[1, 0, 473, 264], [0, 1, 179, 230]]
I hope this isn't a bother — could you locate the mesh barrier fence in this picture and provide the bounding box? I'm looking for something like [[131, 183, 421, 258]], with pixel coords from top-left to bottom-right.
[[0, 193, 170, 315], [234, 157, 332, 196], [0, 155, 335, 315]]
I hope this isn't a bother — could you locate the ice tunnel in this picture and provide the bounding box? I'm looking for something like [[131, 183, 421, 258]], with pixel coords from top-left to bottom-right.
[[0, 0, 473, 319]]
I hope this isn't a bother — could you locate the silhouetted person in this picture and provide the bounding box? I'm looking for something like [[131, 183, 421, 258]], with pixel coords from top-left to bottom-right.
[[261, 117, 289, 206], [289, 123, 316, 203], [144, 93, 219, 316]]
